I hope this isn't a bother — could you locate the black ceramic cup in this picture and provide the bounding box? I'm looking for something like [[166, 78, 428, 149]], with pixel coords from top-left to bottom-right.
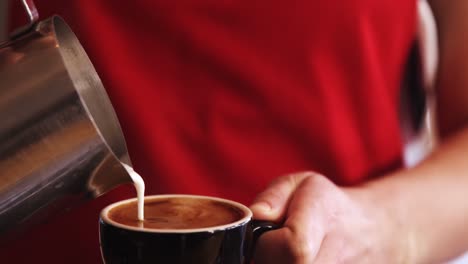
[[99, 194, 276, 264]]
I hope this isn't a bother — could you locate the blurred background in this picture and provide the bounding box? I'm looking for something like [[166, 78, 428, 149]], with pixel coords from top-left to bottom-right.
[[0, 0, 467, 263]]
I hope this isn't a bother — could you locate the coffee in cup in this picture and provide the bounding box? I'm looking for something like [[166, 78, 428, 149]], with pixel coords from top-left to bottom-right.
[[100, 194, 276, 264], [106, 196, 245, 230]]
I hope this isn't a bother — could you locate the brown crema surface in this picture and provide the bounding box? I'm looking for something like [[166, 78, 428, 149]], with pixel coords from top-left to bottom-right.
[[107, 197, 245, 230]]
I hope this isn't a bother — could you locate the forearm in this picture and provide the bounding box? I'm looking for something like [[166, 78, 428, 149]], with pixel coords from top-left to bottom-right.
[[361, 1, 468, 262], [361, 128, 468, 263]]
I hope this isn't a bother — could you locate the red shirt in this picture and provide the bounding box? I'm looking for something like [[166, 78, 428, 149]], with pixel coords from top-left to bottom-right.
[[3, 0, 416, 262]]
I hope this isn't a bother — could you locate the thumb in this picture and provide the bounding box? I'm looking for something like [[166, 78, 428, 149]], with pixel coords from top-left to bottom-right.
[[249, 172, 317, 222]]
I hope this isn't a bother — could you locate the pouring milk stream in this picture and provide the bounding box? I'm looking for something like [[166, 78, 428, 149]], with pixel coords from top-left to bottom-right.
[[122, 164, 145, 221]]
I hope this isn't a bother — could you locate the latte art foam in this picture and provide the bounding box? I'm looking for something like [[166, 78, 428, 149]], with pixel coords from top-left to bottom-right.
[[107, 197, 245, 230]]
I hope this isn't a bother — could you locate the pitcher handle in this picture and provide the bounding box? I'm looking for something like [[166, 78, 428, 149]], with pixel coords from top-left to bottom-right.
[[9, 0, 39, 38], [22, 0, 39, 25]]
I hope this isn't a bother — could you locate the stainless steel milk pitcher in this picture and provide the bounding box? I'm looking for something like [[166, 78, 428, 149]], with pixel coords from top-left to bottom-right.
[[0, 0, 134, 238]]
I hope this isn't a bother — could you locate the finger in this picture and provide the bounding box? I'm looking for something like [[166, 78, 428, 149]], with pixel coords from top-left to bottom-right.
[[255, 175, 331, 264], [249, 171, 316, 222]]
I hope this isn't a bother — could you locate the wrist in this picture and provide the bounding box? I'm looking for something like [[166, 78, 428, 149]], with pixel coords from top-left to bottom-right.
[[345, 181, 419, 264]]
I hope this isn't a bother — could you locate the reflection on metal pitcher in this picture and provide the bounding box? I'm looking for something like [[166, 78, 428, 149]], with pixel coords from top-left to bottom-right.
[[0, 2, 133, 239]]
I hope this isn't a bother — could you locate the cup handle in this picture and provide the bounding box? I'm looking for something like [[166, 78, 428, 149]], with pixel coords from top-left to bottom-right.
[[249, 220, 280, 260]]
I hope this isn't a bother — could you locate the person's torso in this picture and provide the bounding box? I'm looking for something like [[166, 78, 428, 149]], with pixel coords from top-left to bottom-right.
[[4, 1, 416, 262]]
